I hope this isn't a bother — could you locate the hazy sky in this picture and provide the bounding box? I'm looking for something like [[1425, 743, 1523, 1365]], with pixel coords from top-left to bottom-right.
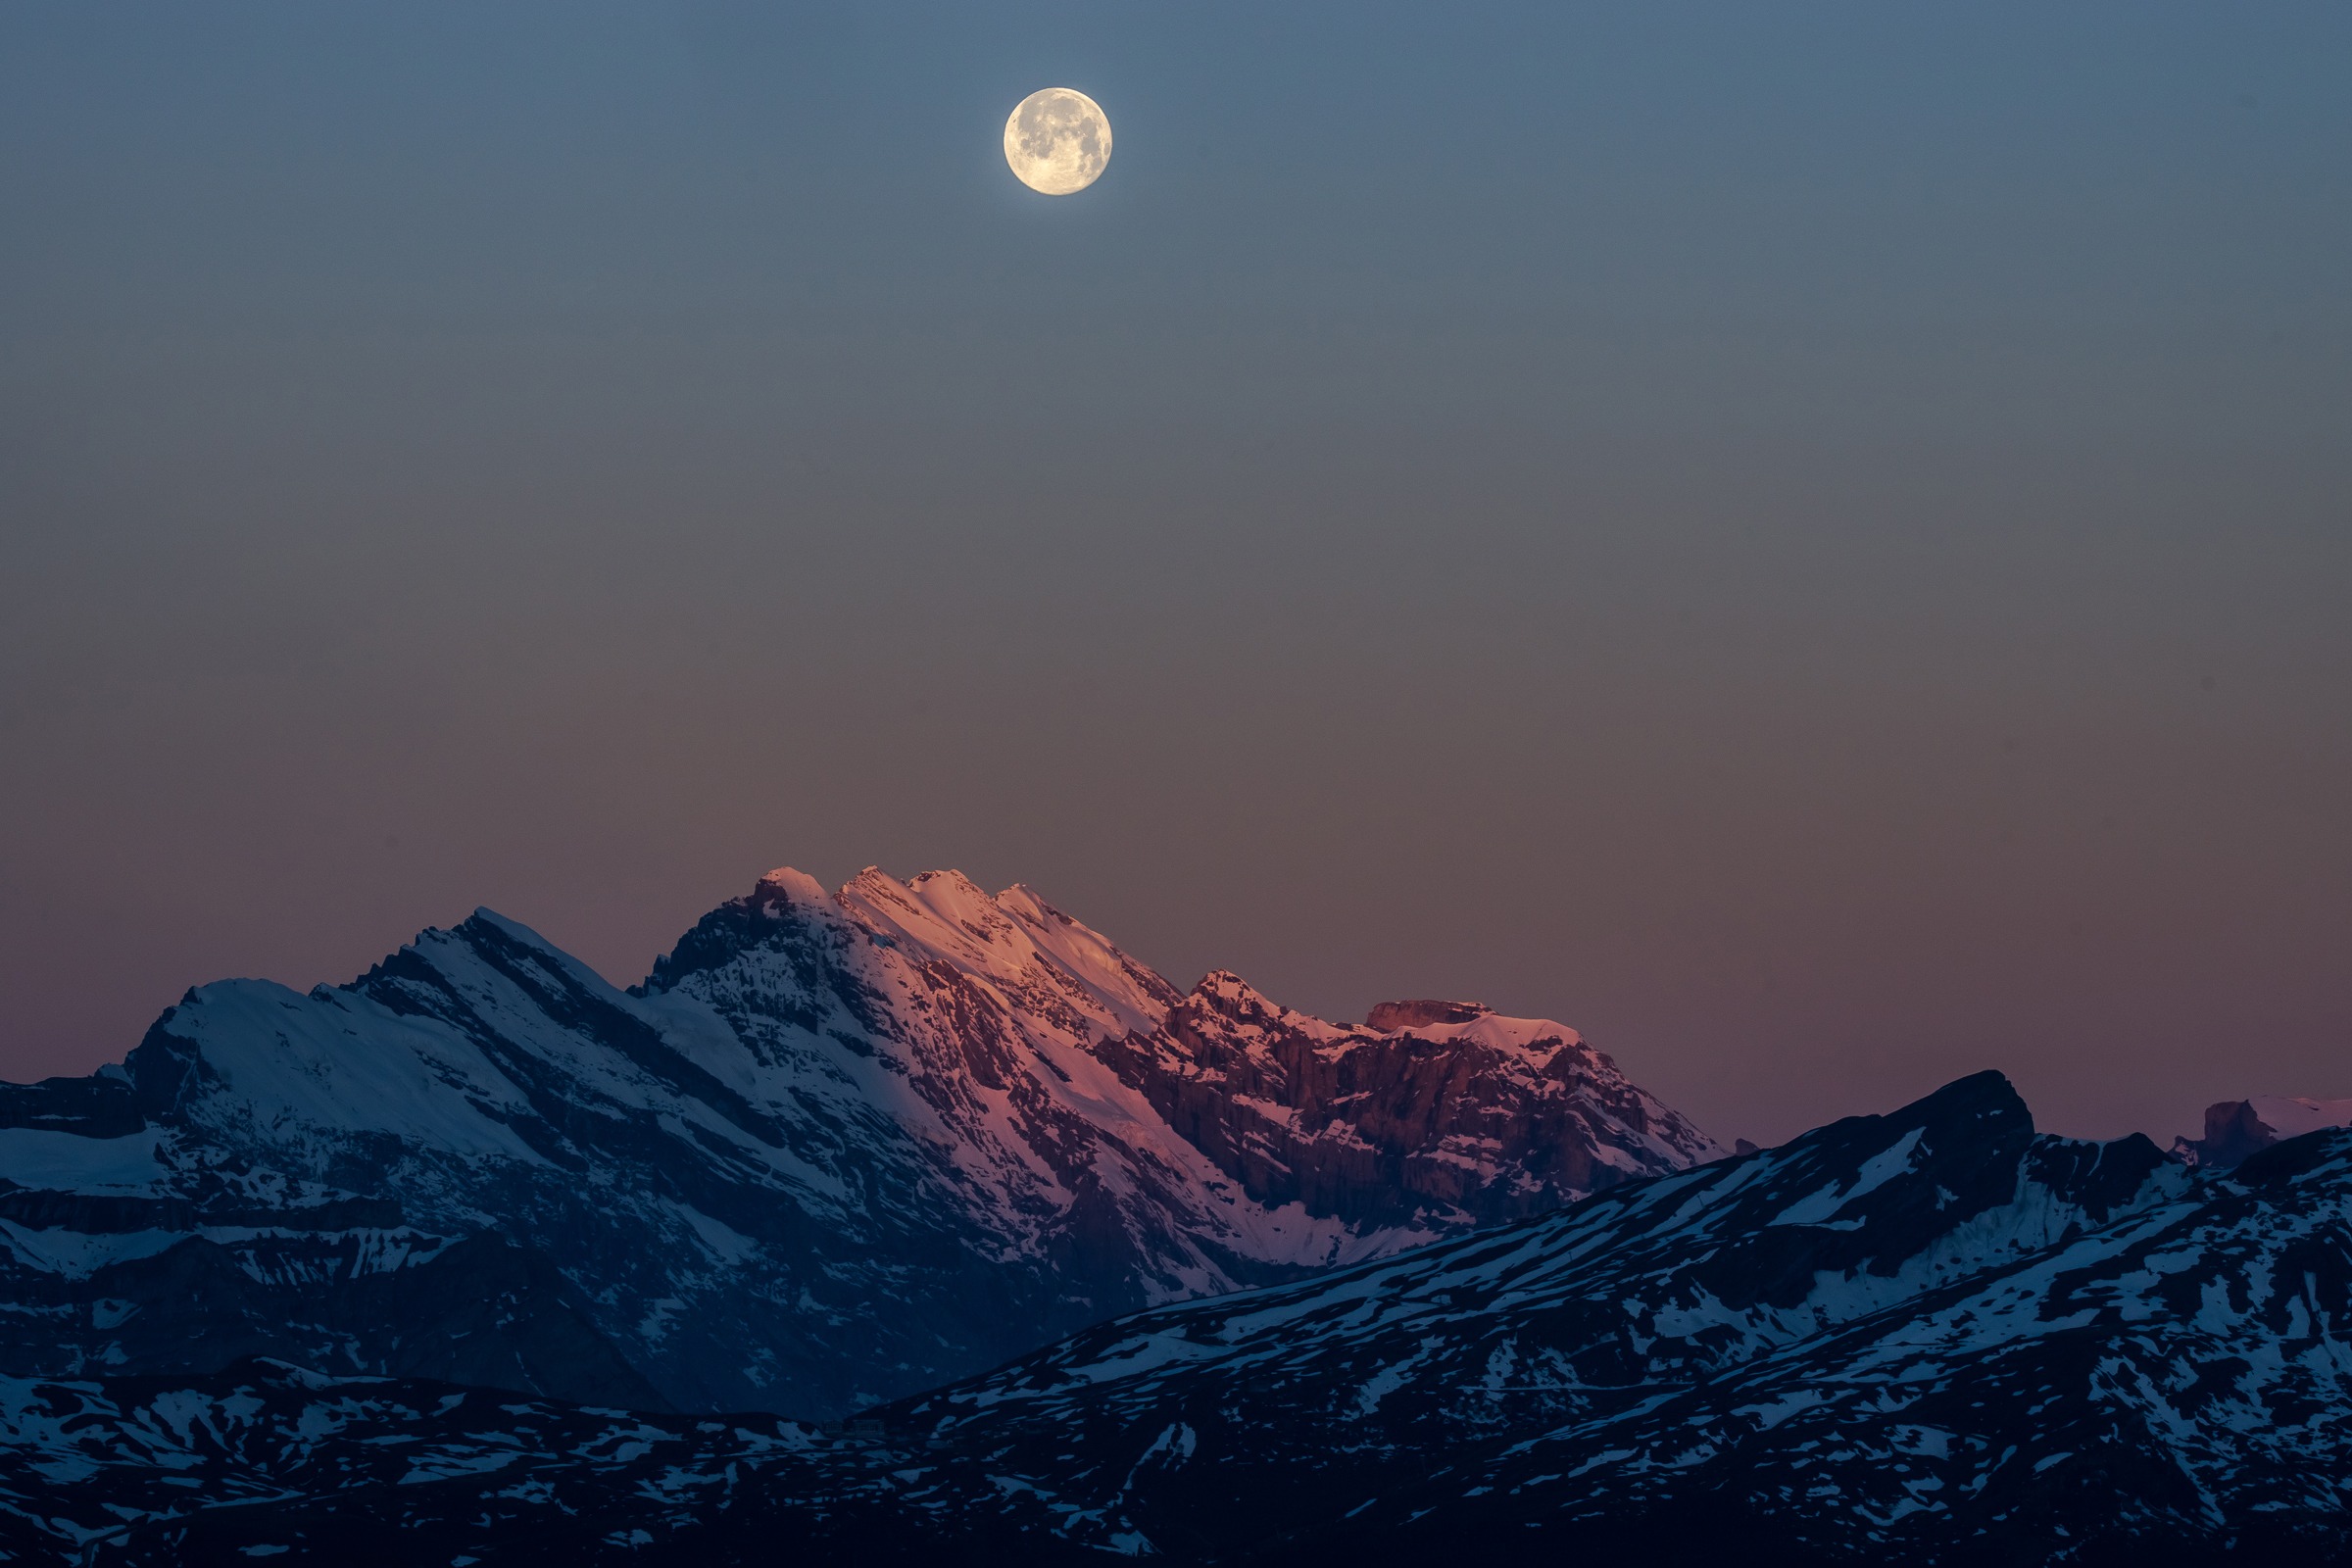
[[2, 2, 2347, 1148]]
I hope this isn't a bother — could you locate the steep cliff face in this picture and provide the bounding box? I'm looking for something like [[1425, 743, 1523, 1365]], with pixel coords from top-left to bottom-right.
[[1095, 974, 1718, 1230], [0, 865, 1717, 1418]]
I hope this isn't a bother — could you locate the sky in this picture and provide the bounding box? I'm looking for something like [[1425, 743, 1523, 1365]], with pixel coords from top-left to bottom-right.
[[1, 1, 2347, 1148]]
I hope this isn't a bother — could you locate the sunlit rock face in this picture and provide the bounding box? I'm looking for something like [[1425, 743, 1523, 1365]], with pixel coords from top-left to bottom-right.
[[1363, 998, 1491, 1031], [1095, 974, 1718, 1229], [0, 865, 1717, 1418]]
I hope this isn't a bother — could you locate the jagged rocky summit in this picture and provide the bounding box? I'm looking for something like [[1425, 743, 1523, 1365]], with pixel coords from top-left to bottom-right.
[[0, 865, 1717, 1417], [22, 1071, 2352, 1566]]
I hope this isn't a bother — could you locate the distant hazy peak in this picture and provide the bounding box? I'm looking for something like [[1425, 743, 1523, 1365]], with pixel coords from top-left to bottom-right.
[[2173, 1093, 2352, 1168]]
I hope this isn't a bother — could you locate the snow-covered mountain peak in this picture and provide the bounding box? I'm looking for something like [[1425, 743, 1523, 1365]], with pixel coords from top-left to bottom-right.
[[825, 864, 1176, 1039], [751, 864, 830, 906], [1164, 976, 1607, 1067], [439, 906, 624, 998], [4, 861, 1720, 1419], [1407, 1008, 1589, 1057], [455, 906, 564, 947]]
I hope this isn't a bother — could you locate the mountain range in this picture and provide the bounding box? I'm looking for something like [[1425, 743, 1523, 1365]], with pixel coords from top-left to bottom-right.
[[11, 1073, 2352, 1564], [0, 865, 1714, 1419], [7, 864, 2349, 1564]]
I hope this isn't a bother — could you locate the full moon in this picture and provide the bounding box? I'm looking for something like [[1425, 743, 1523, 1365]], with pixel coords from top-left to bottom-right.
[[1004, 88, 1111, 196]]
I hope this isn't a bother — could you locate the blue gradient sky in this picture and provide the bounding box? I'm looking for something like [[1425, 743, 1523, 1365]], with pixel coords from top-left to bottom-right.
[[2, 2, 2347, 1146]]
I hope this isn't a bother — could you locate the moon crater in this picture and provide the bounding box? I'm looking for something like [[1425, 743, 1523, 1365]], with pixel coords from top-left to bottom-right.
[[1004, 88, 1111, 196]]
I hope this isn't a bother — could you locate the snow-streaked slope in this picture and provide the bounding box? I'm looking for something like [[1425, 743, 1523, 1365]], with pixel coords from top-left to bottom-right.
[[833, 1071, 2186, 1554], [1323, 1124, 2352, 1564], [0, 865, 1716, 1417], [0, 1359, 817, 1565], [609, 1074, 2351, 1566], [20, 1077, 2352, 1568]]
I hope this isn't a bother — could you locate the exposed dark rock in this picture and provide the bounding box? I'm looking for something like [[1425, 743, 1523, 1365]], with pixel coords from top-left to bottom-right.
[[0, 1071, 142, 1138], [2180, 1099, 2288, 1167]]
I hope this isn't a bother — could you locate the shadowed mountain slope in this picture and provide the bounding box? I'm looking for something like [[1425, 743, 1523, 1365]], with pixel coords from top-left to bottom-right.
[[15, 1074, 2352, 1566]]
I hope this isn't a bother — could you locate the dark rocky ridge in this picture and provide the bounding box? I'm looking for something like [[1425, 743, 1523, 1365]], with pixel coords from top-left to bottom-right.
[[0, 1071, 142, 1138]]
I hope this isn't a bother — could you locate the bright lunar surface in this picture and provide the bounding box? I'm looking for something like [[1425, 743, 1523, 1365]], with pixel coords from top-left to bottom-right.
[[1004, 88, 1111, 196]]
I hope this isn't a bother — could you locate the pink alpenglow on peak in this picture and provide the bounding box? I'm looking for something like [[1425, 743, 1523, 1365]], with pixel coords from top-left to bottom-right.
[[1365, 999, 1492, 1031], [9, 860, 1724, 1418], [1098, 972, 1722, 1228], [754, 865, 831, 906], [693, 867, 1720, 1231]]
